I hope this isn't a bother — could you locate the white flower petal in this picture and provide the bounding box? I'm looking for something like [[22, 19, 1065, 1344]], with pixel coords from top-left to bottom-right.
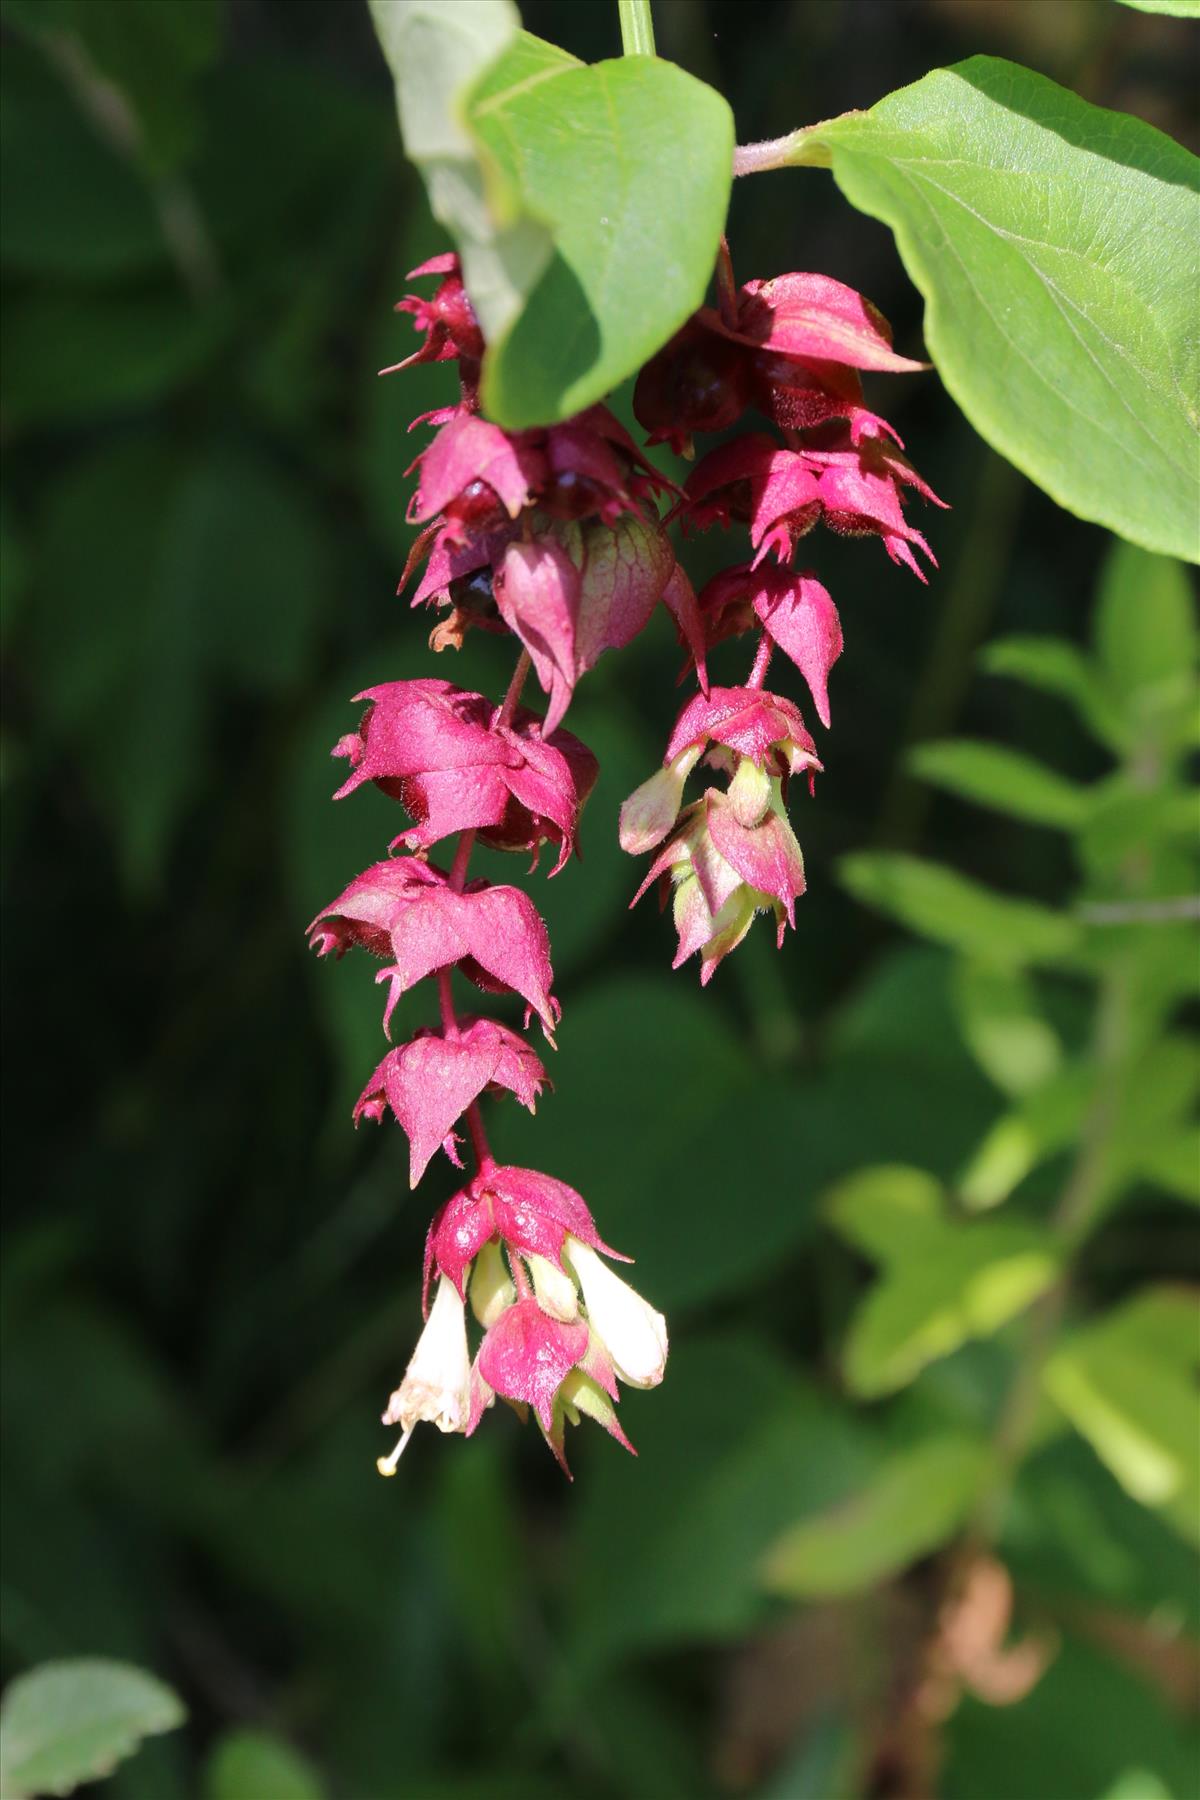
[[383, 1276, 471, 1435], [567, 1238, 668, 1388]]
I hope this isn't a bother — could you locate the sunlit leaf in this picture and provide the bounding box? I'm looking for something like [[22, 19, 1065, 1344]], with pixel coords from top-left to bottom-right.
[[465, 45, 733, 424], [367, 0, 550, 361], [1113, 0, 1199, 14], [0, 1660, 184, 1800], [827, 1166, 1060, 1394], [1044, 1288, 1200, 1542], [952, 961, 1063, 1098], [811, 58, 1200, 559], [839, 852, 1079, 967], [909, 739, 1090, 831], [980, 635, 1125, 752]]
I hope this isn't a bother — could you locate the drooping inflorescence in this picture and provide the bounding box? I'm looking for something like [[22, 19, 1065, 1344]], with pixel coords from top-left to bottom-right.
[[310, 247, 938, 1474], [621, 252, 945, 980]]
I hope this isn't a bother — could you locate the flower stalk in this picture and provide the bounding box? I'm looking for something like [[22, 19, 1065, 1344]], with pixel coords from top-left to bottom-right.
[[617, 0, 656, 57]]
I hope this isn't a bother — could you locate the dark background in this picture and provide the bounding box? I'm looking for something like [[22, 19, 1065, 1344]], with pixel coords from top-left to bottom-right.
[[2, 2, 1197, 1797]]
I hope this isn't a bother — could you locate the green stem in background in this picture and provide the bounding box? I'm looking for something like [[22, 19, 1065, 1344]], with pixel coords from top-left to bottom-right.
[[969, 960, 1131, 1544], [40, 31, 223, 301], [618, 0, 656, 57]]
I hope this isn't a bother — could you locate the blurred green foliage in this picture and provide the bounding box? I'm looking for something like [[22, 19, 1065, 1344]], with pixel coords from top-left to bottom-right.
[[1, 3, 1197, 1799]]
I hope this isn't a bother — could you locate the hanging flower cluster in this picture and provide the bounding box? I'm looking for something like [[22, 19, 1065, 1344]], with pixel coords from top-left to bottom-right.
[[312, 248, 937, 1475], [311, 258, 671, 1476], [621, 258, 945, 980]]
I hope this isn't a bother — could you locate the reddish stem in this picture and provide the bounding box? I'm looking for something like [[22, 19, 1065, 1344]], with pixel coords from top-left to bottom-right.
[[747, 632, 774, 689], [466, 1102, 493, 1173], [496, 647, 532, 729], [437, 644, 532, 1177], [716, 236, 738, 329], [436, 967, 459, 1038], [448, 830, 475, 893]]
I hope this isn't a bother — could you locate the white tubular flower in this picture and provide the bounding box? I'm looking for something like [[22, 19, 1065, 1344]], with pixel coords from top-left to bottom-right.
[[566, 1238, 668, 1389], [469, 1239, 516, 1328], [618, 746, 703, 854], [529, 1252, 580, 1322], [377, 1277, 471, 1475]]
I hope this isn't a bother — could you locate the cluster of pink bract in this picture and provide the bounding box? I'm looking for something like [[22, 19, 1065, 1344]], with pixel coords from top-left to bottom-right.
[[309, 248, 939, 1476]]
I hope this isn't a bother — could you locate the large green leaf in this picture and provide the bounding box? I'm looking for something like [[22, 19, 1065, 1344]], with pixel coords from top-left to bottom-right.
[[464, 47, 734, 424], [0, 1660, 184, 1800], [808, 59, 1200, 561]]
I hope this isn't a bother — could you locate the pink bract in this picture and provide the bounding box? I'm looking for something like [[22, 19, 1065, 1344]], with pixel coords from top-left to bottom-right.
[[424, 1164, 627, 1306], [385, 254, 484, 375], [331, 679, 597, 873], [470, 1297, 589, 1433], [308, 857, 558, 1038], [710, 272, 927, 374], [496, 515, 677, 733], [665, 685, 819, 772], [355, 1019, 547, 1187]]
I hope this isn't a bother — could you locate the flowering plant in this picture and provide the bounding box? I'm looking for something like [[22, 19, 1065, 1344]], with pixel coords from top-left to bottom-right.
[[313, 131, 943, 1473], [303, 0, 1199, 1484]]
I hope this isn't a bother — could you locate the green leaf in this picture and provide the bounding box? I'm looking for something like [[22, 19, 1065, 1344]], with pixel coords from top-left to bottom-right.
[[909, 739, 1090, 830], [761, 1435, 988, 1597], [0, 1659, 185, 1800], [839, 851, 1080, 967], [952, 961, 1063, 1097], [1114, 0, 1199, 14], [371, 5, 734, 423], [825, 1164, 944, 1259], [367, 1, 549, 360], [1100, 1776, 1176, 1800], [1134, 1126, 1200, 1205], [980, 634, 1125, 752], [815, 58, 1200, 561], [957, 1062, 1094, 1211], [1094, 540, 1198, 753], [1043, 1288, 1200, 1542], [827, 1166, 1060, 1395], [465, 48, 734, 424], [204, 1729, 325, 1800], [1097, 542, 1198, 695]]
